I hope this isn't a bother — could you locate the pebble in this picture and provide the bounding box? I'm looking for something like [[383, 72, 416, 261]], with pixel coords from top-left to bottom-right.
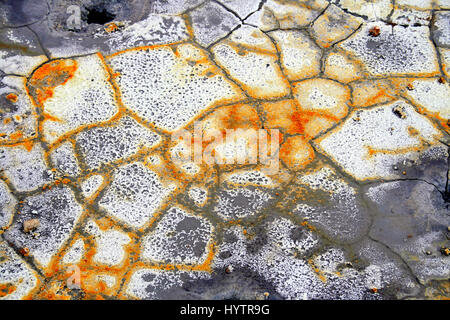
[[23, 218, 40, 233]]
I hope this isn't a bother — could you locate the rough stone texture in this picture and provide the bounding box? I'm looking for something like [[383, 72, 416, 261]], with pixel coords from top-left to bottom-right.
[[0, 0, 448, 300]]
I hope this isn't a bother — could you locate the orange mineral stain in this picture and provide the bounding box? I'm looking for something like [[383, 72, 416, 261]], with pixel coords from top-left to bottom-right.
[[104, 22, 119, 33], [28, 59, 78, 105]]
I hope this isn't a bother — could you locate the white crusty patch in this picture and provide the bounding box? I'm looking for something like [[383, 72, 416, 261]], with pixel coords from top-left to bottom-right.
[[0, 241, 38, 300], [0, 143, 51, 192], [99, 163, 176, 228], [316, 100, 442, 180], [81, 175, 104, 199], [401, 78, 450, 120]]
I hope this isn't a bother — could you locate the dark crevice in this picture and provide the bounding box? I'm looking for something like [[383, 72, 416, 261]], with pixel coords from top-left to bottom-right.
[[85, 7, 116, 25]]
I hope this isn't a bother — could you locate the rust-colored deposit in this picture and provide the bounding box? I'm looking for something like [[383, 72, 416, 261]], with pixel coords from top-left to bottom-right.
[[27, 59, 78, 105]]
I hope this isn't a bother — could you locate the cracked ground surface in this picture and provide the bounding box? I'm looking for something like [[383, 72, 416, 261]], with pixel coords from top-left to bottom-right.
[[0, 0, 449, 300]]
